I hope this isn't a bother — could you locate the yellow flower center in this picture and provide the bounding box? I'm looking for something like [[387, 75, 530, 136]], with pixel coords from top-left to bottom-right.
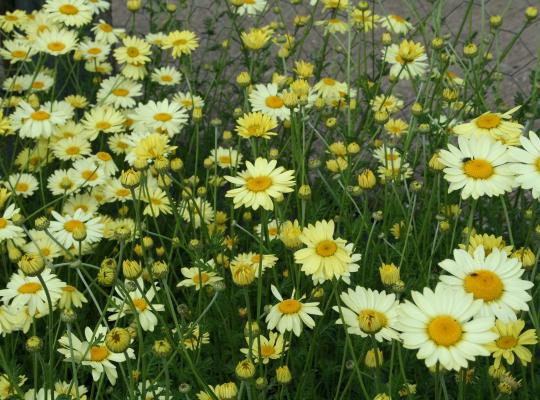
[[496, 335, 518, 349], [391, 14, 406, 22], [15, 182, 29, 192], [89, 346, 109, 362], [65, 146, 80, 155], [173, 39, 187, 46], [427, 316, 463, 346], [315, 240, 338, 257], [63, 219, 84, 233], [63, 285, 76, 292], [100, 23, 113, 32], [246, 176, 272, 192], [464, 270, 504, 302], [269, 227, 278, 236], [59, 4, 79, 15], [116, 188, 130, 197], [219, 155, 231, 164], [265, 95, 284, 109], [192, 272, 209, 284], [47, 42, 66, 52], [96, 121, 111, 130], [323, 77, 336, 86], [96, 151, 111, 161], [251, 254, 261, 263], [112, 88, 129, 97], [0, 218, 7, 229], [153, 112, 172, 122], [18, 282, 42, 294], [75, 204, 88, 213], [87, 47, 102, 55], [126, 47, 140, 57], [132, 298, 148, 312], [31, 111, 50, 121], [32, 81, 45, 89], [161, 74, 173, 82], [42, 248, 51, 257], [463, 159, 494, 179], [476, 113, 501, 129], [357, 309, 388, 333], [11, 50, 27, 58], [278, 299, 302, 314], [247, 124, 261, 134], [260, 345, 275, 357], [535, 157, 540, 172], [82, 170, 98, 181]]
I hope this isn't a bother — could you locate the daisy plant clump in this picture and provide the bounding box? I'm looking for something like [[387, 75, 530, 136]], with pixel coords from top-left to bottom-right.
[[0, 0, 539, 398]]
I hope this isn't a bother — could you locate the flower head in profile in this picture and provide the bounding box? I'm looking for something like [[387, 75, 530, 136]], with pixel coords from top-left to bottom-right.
[[384, 40, 428, 79], [509, 131, 540, 198], [266, 285, 322, 337], [294, 220, 361, 284], [225, 158, 295, 210]]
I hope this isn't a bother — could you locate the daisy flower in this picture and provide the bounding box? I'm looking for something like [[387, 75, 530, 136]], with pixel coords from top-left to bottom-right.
[[23, 230, 62, 261], [87, 0, 110, 13], [151, 66, 182, 86], [231, 252, 277, 277], [130, 99, 188, 136], [125, 132, 177, 166], [81, 106, 125, 140], [313, 77, 348, 103], [509, 131, 540, 198], [438, 135, 515, 199], [249, 84, 290, 121], [458, 233, 513, 256], [47, 169, 78, 196], [384, 40, 428, 80], [398, 285, 497, 371], [266, 285, 322, 337], [177, 266, 223, 290], [142, 187, 172, 217], [485, 319, 538, 367], [70, 158, 107, 188], [0, 269, 65, 317], [49, 209, 104, 249], [236, 0, 267, 15], [63, 192, 99, 215], [21, 72, 54, 92], [6, 173, 39, 198], [10, 100, 73, 138], [209, 147, 243, 169], [0, 204, 24, 242], [114, 36, 151, 65], [163, 30, 199, 58], [370, 94, 403, 114], [333, 286, 400, 342], [254, 219, 280, 240], [108, 278, 165, 332], [58, 284, 88, 310], [225, 158, 295, 211], [438, 246, 533, 322], [182, 323, 210, 350], [240, 331, 288, 364], [97, 76, 142, 108], [104, 179, 133, 203], [34, 28, 78, 56], [381, 14, 413, 34], [173, 92, 205, 110], [453, 106, 523, 145], [179, 197, 214, 228], [0, 305, 24, 336], [351, 8, 380, 32], [51, 136, 92, 161], [0, 39, 36, 64], [92, 20, 124, 45], [78, 40, 110, 62], [58, 325, 135, 385], [235, 111, 278, 139], [294, 219, 361, 284], [44, 0, 93, 27]]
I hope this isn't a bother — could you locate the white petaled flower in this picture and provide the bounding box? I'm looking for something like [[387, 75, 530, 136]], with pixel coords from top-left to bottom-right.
[[23, 230, 62, 262], [177, 266, 223, 290], [438, 135, 515, 199], [7, 173, 39, 198], [129, 99, 189, 136], [179, 197, 214, 228], [249, 83, 290, 121], [0, 204, 25, 242], [232, 252, 278, 277], [266, 285, 322, 337], [453, 107, 523, 145], [49, 209, 104, 249], [0, 305, 25, 336], [151, 66, 182, 86], [34, 28, 78, 56], [313, 77, 348, 103], [225, 158, 295, 211], [397, 285, 497, 371], [44, 0, 93, 27], [509, 131, 540, 198], [10, 101, 73, 138], [333, 286, 400, 342], [294, 220, 361, 284], [380, 14, 413, 34], [70, 158, 107, 188], [209, 147, 243, 169], [97, 76, 142, 108], [0, 269, 65, 317], [58, 325, 135, 385], [173, 91, 205, 110], [108, 278, 165, 332], [236, 0, 267, 15], [438, 246, 533, 322], [384, 40, 428, 80]]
